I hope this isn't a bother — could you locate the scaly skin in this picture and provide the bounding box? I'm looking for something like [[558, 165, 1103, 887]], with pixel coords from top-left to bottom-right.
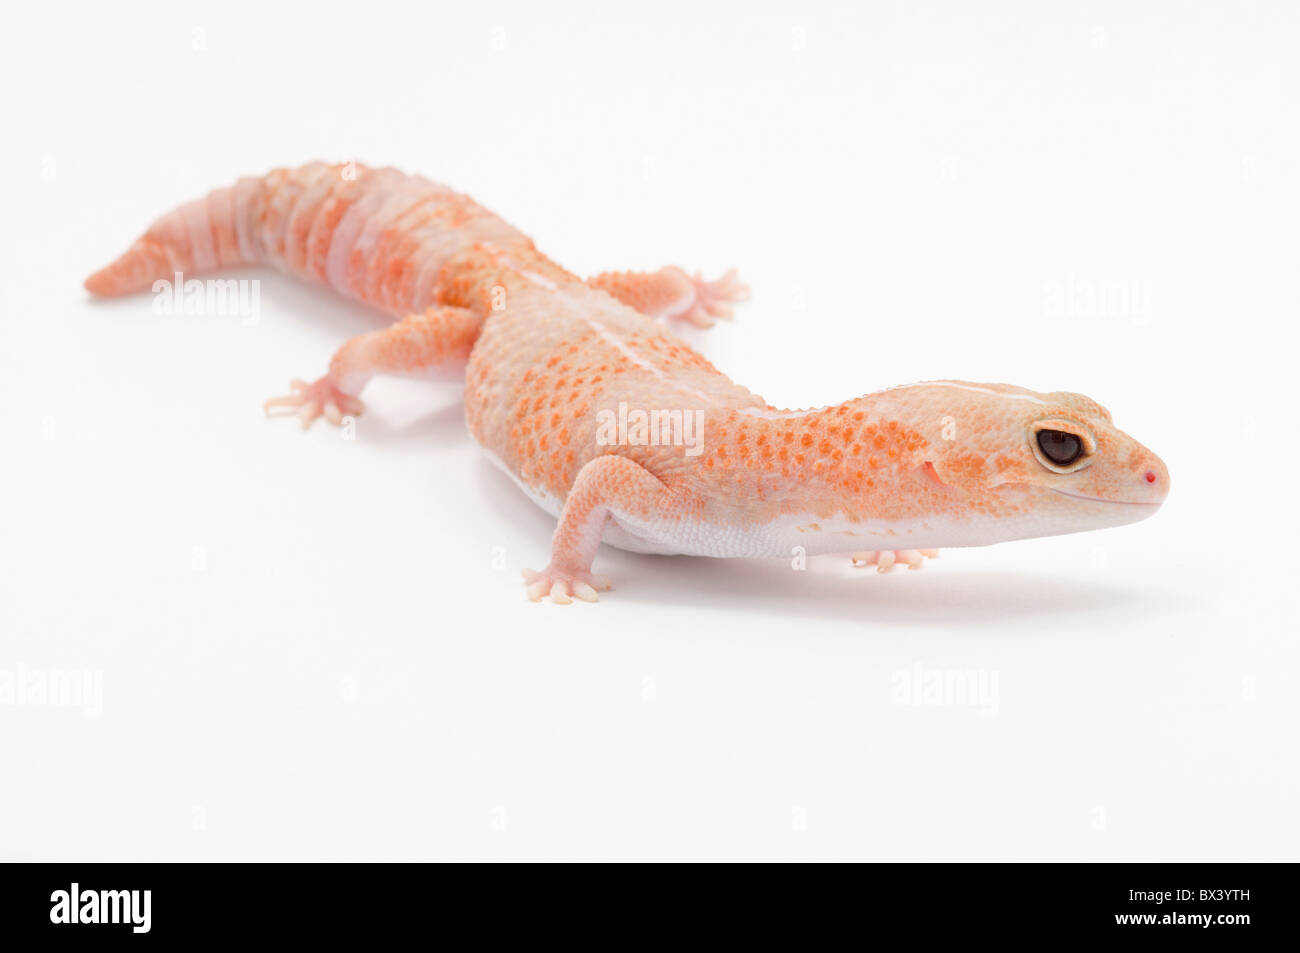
[[86, 161, 1169, 602]]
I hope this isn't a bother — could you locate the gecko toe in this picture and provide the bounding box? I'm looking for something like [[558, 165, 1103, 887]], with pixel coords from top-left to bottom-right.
[[523, 565, 610, 603], [851, 549, 941, 573], [265, 376, 363, 429], [298, 401, 322, 428]]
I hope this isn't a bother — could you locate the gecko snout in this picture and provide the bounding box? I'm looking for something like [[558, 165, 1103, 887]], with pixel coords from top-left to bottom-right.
[[1118, 447, 1170, 504], [1132, 453, 1170, 505]]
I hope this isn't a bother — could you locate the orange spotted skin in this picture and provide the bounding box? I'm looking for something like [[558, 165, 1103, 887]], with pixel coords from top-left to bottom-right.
[[86, 162, 1169, 602]]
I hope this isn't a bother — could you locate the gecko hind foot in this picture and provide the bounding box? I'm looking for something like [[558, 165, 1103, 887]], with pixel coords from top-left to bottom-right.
[[682, 268, 750, 328], [850, 549, 940, 572], [521, 566, 613, 604], [264, 376, 364, 429]]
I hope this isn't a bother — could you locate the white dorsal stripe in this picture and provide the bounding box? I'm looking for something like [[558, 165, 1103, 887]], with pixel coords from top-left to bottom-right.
[[888, 381, 1049, 405]]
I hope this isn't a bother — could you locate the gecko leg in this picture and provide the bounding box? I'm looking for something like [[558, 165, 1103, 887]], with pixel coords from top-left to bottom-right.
[[523, 455, 671, 603], [264, 305, 483, 428], [588, 266, 749, 328], [851, 549, 941, 573]]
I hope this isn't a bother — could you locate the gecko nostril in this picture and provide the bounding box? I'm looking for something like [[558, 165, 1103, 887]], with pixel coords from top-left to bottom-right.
[[1144, 470, 1157, 484]]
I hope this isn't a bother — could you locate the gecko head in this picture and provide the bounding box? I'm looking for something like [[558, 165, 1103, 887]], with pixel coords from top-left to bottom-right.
[[917, 381, 1169, 539]]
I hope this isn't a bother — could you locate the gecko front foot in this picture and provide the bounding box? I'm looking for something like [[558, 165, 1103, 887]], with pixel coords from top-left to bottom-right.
[[681, 268, 750, 328], [264, 376, 365, 429], [521, 566, 613, 604], [851, 549, 940, 572]]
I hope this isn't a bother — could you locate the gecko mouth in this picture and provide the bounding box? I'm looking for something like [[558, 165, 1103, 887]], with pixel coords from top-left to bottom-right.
[[1048, 488, 1157, 506]]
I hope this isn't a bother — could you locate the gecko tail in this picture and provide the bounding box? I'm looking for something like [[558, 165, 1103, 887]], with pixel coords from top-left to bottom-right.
[[84, 178, 264, 297], [83, 238, 177, 296]]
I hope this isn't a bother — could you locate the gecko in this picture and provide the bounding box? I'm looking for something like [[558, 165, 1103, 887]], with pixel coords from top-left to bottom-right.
[[85, 161, 1169, 603]]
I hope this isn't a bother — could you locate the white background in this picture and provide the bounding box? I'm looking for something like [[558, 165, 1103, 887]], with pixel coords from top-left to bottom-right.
[[2, 1, 1297, 861]]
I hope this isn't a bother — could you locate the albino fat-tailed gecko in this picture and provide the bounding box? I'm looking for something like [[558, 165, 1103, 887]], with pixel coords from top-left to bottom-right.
[[86, 162, 1169, 602]]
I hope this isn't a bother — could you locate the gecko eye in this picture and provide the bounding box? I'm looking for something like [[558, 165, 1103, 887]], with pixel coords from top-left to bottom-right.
[[1036, 429, 1084, 466]]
